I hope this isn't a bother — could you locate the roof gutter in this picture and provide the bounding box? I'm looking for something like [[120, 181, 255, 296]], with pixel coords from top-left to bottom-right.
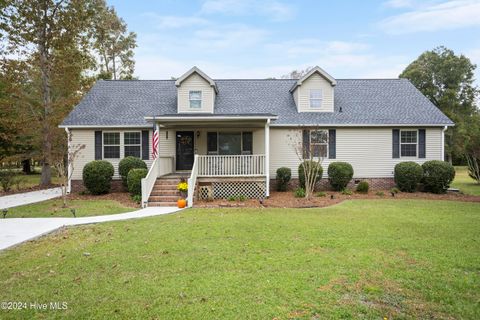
[[270, 123, 455, 127], [144, 115, 279, 121], [58, 124, 152, 129]]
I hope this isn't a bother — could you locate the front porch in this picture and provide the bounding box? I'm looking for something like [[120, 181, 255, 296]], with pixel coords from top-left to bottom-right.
[[141, 115, 275, 207]]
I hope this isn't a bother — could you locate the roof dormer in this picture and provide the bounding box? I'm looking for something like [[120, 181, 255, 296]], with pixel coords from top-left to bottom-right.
[[176, 67, 217, 114], [290, 66, 336, 113]]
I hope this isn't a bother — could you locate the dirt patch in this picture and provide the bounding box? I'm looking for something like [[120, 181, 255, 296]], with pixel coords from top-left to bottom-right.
[[195, 190, 480, 208], [67, 192, 139, 208]]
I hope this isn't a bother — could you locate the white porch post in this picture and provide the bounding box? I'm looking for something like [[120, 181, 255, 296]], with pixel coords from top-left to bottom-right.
[[265, 119, 270, 197], [156, 122, 161, 175]]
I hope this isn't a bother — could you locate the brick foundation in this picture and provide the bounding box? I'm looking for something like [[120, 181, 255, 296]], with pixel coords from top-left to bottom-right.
[[270, 177, 395, 191], [71, 180, 125, 193]]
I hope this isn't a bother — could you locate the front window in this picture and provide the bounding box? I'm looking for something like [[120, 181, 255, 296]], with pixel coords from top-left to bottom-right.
[[310, 130, 328, 157], [400, 130, 417, 157], [310, 89, 323, 108], [207, 131, 253, 155], [124, 132, 141, 158], [103, 132, 120, 159], [189, 90, 202, 109]]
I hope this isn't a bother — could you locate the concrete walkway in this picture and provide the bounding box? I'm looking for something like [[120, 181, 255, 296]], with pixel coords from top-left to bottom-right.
[[0, 206, 182, 251], [0, 187, 63, 209]]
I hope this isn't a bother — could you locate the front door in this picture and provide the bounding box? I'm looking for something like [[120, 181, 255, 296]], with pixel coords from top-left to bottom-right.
[[176, 131, 195, 170]]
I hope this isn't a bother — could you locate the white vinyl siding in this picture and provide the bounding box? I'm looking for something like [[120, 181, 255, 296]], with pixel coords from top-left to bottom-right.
[[177, 73, 214, 113], [269, 127, 443, 178], [294, 73, 334, 112], [70, 129, 153, 180]]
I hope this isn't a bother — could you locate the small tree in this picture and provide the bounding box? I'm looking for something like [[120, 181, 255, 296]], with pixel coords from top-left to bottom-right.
[[288, 128, 325, 198], [53, 131, 85, 208]]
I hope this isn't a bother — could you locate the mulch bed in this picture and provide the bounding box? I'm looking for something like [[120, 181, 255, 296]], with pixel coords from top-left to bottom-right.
[[67, 192, 140, 208], [195, 190, 480, 208]]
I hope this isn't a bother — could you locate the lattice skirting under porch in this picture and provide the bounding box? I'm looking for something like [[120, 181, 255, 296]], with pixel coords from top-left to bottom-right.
[[197, 178, 267, 200]]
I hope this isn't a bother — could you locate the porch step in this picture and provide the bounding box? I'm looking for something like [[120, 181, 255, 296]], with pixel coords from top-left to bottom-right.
[[152, 184, 177, 191], [148, 201, 178, 207], [150, 190, 179, 196], [148, 195, 179, 202]]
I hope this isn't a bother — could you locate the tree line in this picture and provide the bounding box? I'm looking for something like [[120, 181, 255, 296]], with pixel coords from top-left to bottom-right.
[[0, 0, 136, 185]]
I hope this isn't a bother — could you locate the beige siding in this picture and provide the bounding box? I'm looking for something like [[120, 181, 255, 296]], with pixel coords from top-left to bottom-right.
[[294, 73, 334, 112], [70, 129, 153, 180], [177, 73, 215, 113], [269, 127, 443, 178]]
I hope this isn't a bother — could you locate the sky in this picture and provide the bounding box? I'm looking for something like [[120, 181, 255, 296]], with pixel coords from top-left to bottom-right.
[[108, 0, 480, 82]]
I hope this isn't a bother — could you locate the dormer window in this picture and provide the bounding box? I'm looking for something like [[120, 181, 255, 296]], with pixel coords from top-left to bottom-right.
[[310, 89, 323, 108], [189, 90, 202, 109]]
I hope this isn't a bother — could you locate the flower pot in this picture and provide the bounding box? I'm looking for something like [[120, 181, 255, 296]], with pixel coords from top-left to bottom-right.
[[177, 199, 187, 208]]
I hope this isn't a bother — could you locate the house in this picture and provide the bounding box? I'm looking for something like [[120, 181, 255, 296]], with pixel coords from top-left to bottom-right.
[[60, 66, 454, 207]]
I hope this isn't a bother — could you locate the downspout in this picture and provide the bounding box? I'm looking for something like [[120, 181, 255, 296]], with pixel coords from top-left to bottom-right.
[[64, 127, 71, 194], [441, 126, 447, 162]]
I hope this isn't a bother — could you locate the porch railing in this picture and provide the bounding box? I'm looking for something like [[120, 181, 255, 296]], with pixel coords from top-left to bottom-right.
[[197, 154, 266, 177], [141, 156, 174, 208], [187, 155, 199, 208]]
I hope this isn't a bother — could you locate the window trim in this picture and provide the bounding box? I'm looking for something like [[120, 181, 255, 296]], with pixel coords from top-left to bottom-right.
[[400, 129, 418, 158], [309, 89, 323, 109], [123, 131, 142, 158], [309, 129, 328, 158], [103, 131, 120, 159], [189, 90, 202, 109]]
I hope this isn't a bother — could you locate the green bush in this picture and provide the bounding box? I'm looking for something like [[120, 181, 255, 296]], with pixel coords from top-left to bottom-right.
[[298, 161, 323, 189], [422, 160, 455, 194], [376, 191, 385, 197], [82, 161, 114, 195], [0, 169, 16, 192], [394, 162, 423, 192], [119, 157, 147, 187], [294, 187, 306, 198], [276, 167, 292, 191], [356, 181, 369, 193], [316, 191, 326, 197], [328, 162, 354, 191], [127, 168, 148, 196], [341, 188, 353, 195]]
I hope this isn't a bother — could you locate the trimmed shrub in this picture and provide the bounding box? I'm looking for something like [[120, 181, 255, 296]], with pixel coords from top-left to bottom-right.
[[127, 168, 148, 196], [298, 161, 323, 189], [119, 157, 147, 187], [356, 181, 369, 193], [276, 167, 292, 191], [0, 169, 16, 192], [394, 161, 423, 192], [422, 160, 455, 194], [328, 162, 354, 191], [82, 161, 114, 195]]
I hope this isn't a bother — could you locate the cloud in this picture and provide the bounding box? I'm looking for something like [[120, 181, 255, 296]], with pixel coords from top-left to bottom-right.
[[143, 13, 210, 29], [379, 0, 480, 34], [200, 0, 295, 21], [383, 0, 415, 8]]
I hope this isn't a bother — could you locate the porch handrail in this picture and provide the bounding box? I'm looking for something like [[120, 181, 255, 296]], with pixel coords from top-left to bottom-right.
[[187, 154, 199, 208], [141, 156, 174, 208], [197, 154, 266, 177]]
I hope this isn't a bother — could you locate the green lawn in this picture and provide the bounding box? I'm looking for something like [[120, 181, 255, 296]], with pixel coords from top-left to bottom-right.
[[0, 172, 62, 192], [452, 166, 480, 196], [5, 199, 134, 218], [0, 200, 479, 319]]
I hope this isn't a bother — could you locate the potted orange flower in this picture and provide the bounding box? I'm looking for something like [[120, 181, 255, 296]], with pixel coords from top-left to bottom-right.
[[177, 181, 188, 208]]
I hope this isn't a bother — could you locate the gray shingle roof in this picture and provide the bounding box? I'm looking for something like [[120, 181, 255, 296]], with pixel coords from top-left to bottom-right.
[[61, 78, 453, 127]]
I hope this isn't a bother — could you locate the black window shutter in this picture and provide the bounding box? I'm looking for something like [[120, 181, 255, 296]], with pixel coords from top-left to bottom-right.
[[418, 129, 426, 158], [392, 129, 400, 158], [302, 129, 310, 159], [207, 132, 218, 153], [142, 130, 149, 160], [328, 129, 336, 159], [95, 131, 102, 160]]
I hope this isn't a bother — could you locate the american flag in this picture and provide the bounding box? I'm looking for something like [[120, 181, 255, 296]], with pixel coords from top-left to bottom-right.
[[152, 125, 159, 159]]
